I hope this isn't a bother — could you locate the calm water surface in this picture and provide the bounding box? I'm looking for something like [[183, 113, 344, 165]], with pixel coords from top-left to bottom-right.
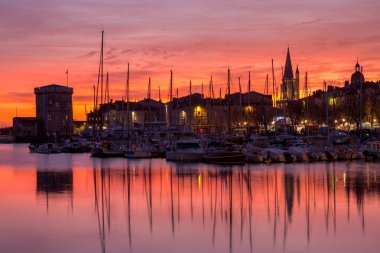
[[1, 144, 380, 253]]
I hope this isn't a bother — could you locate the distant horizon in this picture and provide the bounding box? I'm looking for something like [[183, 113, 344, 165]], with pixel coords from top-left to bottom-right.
[[1, 0, 379, 126]]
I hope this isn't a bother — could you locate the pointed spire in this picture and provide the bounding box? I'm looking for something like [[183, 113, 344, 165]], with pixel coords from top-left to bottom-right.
[[283, 47, 294, 79], [355, 58, 360, 71]]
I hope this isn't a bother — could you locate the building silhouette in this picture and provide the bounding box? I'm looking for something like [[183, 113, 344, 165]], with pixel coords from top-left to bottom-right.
[[281, 47, 300, 100], [350, 60, 365, 86], [35, 84, 73, 136]]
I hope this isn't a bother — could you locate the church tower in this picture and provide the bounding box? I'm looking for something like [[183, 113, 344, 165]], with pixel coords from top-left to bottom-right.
[[281, 47, 299, 100], [350, 60, 365, 86]]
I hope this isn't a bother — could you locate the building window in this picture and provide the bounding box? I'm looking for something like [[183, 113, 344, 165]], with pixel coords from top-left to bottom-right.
[[49, 100, 52, 105], [47, 115, 52, 121], [56, 102, 59, 107]]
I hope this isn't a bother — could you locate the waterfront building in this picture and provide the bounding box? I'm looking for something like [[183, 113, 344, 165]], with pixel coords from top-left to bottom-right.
[[168, 91, 272, 133], [86, 91, 273, 134], [87, 98, 166, 130], [34, 84, 74, 136], [12, 117, 43, 142]]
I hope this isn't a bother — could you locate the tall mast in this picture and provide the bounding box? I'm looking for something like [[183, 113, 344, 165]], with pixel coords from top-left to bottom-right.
[[94, 31, 104, 131], [100, 31, 105, 129], [238, 76, 242, 124], [126, 63, 130, 133], [238, 76, 242, 107], [169, 70, 173, 128], [95, 31, 104, 134], [248, 71, 251, 93], [106, 72, 110, 133], [148, 77, 151, 99], [158, 86, 161, 101], [66, 70, 69, 87], [247, 71, 251, 107], [148, 77, 152, 133], [227, 67, 232, 134], [93, 85, 96, 139], [210, 76, 213, 98], [271, 59, 276, 107], [100, 31, 104, 107], [324, 80, 329, 138], [189, 80, 192, 131], [305, 72, 309, 136], [265, 74, 269, 94]]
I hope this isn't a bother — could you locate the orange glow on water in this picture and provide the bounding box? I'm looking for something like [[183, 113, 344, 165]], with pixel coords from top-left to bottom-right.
[[1, 145, 380, 252]]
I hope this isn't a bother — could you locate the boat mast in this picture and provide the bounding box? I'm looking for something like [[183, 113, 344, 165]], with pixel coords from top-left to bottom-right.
[[189, 80, 192, 131], [238, 76, 242, 125], [93, 85, 96, 140], [305, 72, 309, 136], [95, 31, 104, 137], [271, 59, 276, 107], [227, 67, 232, 134], [126, 63, 130, 136], [100, 31, 104, 129], [148, 77, 152, 135], [169, 70, 173, 128], [106, 72, 110, 135]]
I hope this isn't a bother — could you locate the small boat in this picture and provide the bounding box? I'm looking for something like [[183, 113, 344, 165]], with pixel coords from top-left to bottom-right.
[[91, 140, 123, 157], [244, 145, 265, 163], [28, 143, 39, 153], [308, 146, 329, 161], [166, 140, 205, 162], [204, 142, 246, 164], [288, 146, 309, 162], [34, 143, 62, 154], [61, 140, 89, 153], [334, 146, 354, 161], [123, 144, 153, 159], [261, 147, 295, 163], [361, 141, 380, 160]]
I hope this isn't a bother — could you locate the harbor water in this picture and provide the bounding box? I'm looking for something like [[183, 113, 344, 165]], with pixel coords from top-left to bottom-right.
[[0, 144, 379, 253]]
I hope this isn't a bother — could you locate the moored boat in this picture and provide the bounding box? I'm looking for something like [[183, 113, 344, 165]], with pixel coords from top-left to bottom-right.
[[166, 140, 205, 162]]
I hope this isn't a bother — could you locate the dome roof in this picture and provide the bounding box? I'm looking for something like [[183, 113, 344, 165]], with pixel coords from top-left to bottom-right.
[[351, 71, 364, 85]]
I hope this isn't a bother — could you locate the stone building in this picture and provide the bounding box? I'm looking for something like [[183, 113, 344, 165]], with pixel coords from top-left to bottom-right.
[[281, 47, 300, 100], [87, 98, 166, 130], [35, 84, 73, 136], [12, 117, 43, 142], [169, 92, 273, 133]]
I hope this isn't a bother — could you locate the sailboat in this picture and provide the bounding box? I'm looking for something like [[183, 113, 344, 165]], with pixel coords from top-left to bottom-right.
[[123, 77, 154, 159], [203, 68, 246, 164], [91, 31, 123, 157]]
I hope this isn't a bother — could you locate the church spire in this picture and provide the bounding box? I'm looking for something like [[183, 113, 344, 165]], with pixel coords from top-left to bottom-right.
[[283, 47, 294, 79], [355, 58, 360, 72]]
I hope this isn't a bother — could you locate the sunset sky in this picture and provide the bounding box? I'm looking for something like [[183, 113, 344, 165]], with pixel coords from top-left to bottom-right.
[[0, 0, 379, 126]]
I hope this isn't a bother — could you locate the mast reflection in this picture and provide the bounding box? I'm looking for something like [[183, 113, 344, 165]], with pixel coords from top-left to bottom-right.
[[36, 160, 380, 253]]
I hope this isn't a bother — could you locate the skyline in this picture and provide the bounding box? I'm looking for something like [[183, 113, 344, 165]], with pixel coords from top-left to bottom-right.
[[1, 0, 380, 126]]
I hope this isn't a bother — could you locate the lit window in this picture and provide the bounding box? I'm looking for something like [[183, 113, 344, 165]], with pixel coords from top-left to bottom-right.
[[47, 115, 52, 120]]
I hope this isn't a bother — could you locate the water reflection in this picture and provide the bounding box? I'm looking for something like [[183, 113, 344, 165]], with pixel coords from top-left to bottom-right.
[[0, 144, 380, 253], [36, 169, 73, 214]]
